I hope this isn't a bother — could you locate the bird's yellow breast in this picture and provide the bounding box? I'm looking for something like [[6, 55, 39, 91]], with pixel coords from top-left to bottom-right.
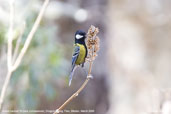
[[75, 43, 86, 65]]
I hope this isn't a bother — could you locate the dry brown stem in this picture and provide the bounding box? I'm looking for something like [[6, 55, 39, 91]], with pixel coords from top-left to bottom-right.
[[53, 25, 99, 114]]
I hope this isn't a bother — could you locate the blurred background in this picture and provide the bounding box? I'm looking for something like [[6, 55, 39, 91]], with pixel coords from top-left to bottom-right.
[[0, 0, 171, 114]]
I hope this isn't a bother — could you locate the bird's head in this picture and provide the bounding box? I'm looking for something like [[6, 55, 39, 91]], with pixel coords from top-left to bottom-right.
[[75, 30, 86, 41]]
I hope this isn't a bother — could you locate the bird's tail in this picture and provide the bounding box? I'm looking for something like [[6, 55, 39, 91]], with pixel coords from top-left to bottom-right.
[[69, 65, 77, 86]]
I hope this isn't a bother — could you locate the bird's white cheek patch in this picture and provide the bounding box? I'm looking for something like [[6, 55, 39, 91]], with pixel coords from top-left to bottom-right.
[[76, 34, 83, 39]]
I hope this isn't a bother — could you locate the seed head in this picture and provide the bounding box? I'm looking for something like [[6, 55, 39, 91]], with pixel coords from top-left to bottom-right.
[[86, 25, 100, 61]]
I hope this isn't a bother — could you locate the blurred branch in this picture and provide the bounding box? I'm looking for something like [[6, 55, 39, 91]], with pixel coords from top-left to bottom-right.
[[12, 22, 26, 64], [7, 0, 14, 71], [12, 0, 49, 71], [53, 25, 100, 114], [0, 0, 15, 111], [0, 0, 50, 112]]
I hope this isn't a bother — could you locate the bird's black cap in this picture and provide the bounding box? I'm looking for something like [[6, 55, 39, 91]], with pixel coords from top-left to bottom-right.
[[75, 30, 86, 36], [75, 30, 86, 44]]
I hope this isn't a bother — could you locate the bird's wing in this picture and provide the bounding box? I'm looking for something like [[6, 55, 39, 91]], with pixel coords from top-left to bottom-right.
[[69, 45, 80, 86], [72, 45, 80, 66]]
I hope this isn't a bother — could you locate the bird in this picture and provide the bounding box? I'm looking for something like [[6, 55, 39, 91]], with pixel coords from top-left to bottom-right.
[[69, 30, 87, 86]]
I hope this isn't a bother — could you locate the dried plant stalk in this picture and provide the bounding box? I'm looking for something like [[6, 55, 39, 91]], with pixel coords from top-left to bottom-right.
[[86, 25, 100, 61], [53, 25, 100, 114]]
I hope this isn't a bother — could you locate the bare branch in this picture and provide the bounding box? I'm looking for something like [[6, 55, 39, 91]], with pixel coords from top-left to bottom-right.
[[12, 0, 49, 71], [0, 0, 15, 110], [12, 22, 26, 64], [0, 0, 50, 112], [54, 66, 92, 114], [7, 0, 14, 71], [0, 71, 12, 112]]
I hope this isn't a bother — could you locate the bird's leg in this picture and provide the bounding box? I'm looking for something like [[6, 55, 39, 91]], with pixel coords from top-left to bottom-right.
[[81, 63, 84, 67]]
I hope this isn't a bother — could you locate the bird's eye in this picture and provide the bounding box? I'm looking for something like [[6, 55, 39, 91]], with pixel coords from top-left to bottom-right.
[[76, 34, 83, 39]]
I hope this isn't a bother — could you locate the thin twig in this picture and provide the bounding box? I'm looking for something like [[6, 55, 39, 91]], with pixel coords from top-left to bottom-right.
[[53, 25, 99, 114], [0, 0, 49, 112], [53, 63, 93, 114], [7, 0, 14, 70], [0, 0, 15, 111], [12, 0, 49, 71], [0, 71, 12, 112], [12, 22, 26, 64]]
